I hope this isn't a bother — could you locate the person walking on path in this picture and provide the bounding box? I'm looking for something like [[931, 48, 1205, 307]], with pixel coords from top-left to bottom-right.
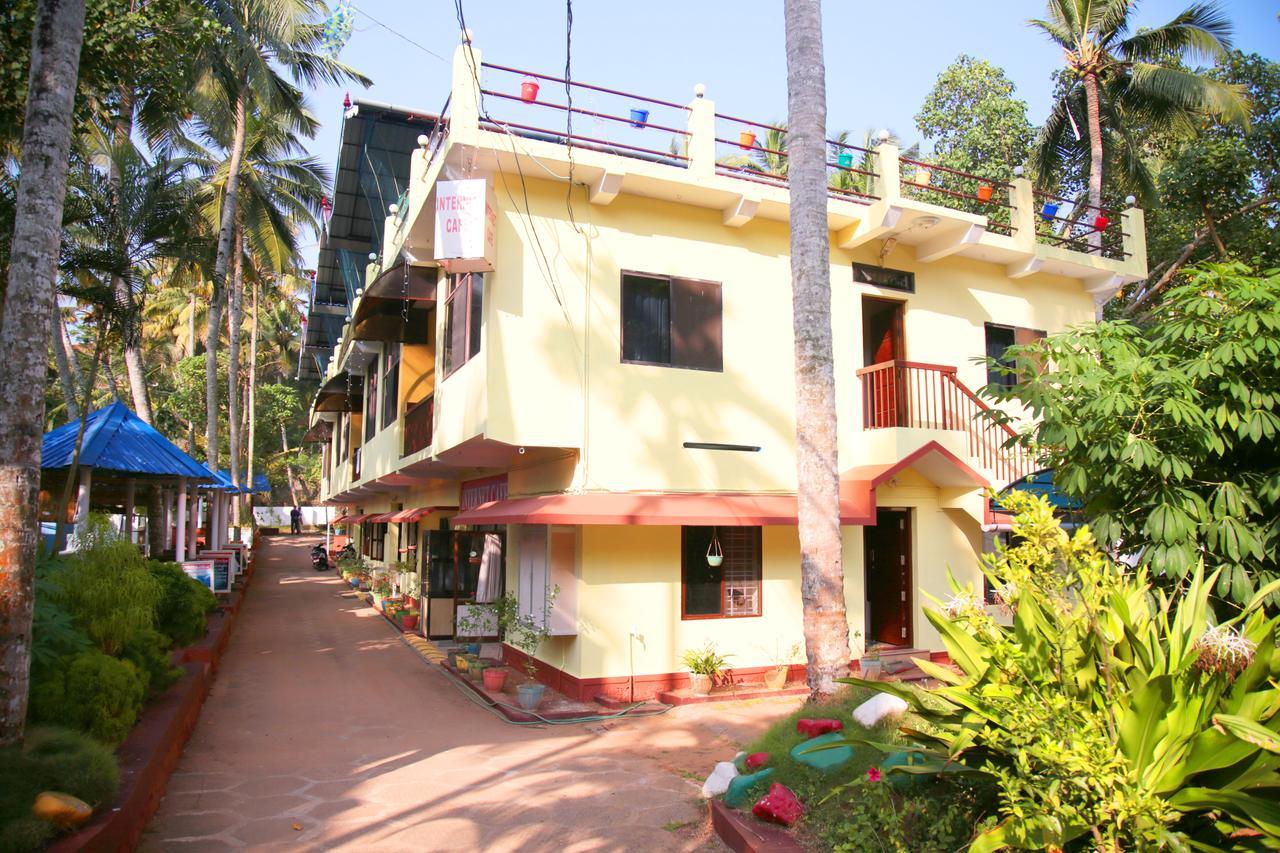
[[290, 505, 302, 535]]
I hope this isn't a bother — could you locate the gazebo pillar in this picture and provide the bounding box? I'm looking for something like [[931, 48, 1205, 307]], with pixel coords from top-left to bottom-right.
[[211, 493, 222, 550], [188, 492, 200, 558], [74, 467, 93, 539], [123, 478, 136, 541], [175, 479, 187, 560]]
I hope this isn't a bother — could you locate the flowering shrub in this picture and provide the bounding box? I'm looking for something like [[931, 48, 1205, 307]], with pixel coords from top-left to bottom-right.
[[839, 491, 1280, 850]]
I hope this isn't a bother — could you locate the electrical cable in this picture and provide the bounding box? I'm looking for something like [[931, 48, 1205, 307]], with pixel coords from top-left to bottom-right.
[[562, 0, 583, 234], [355, 6, 448, 63]]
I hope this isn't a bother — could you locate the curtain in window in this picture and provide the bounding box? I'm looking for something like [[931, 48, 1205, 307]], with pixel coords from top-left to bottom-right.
[[475, 533, 503, 603]]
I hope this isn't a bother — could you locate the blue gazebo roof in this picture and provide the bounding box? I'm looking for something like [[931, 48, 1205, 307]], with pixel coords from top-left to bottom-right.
[[210, 470, 271, 494], [42, 401, 211, 480]]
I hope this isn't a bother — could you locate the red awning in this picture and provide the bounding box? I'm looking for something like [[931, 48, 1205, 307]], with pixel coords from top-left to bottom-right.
[[453, 489, 875, 526], [331, 514, 356, 524], [450, 441, 986, 527], [366, 512, 398, 523], [386, 506, 452, 523]]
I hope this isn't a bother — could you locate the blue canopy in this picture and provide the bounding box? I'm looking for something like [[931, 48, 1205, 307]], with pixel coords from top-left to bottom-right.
[[213, 470, 271, 494], [42, 401, 211, 479], [994, 468, 1083, 513]]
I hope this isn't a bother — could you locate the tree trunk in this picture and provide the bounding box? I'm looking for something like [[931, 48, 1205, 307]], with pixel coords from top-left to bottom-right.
[[51, 305, 79, 423], [206, 84, 247, 474], [52, 324, 107, 556], [0, 0, 87, 746], [282, 424, 301, 506], [60, 313, 84, 391], [187, 293, 197, 454], [784, 0, 849, 699], [1083, 70, 1105, 253], [247, 279, 259, 529], [109, 86, 152, 423], [226, 229, 244, 532], [102, 348, 119, 397]]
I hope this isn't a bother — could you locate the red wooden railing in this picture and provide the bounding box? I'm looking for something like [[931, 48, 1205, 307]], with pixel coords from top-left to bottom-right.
[[856, 360, 1032, 485], [402, 395, 434, 457], [1032, 189, 1128, 260]]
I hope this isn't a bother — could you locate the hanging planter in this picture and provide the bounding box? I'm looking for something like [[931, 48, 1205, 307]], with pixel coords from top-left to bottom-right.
[[520, 79, 540, 102], [1040, 202, 1060, 221], [976, 184, 993, 202], [916, 168, 932, 187], [739, 131, 757, 149], [836, 150, 854, 169], [629, 108, 650, 128], [707, 529, 724, 568], [1093, 214, 1110, 231]]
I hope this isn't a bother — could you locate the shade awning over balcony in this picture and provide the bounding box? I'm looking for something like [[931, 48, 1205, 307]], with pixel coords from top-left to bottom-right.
[[386, 506, 453, 523], [302, 420, 334, 443], [349, 262, 437, 344], [314, 372, 363, 413], [365, 261, 438, 301]]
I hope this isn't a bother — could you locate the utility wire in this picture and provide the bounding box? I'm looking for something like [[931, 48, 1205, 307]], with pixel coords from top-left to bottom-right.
[[356, 6, 448, 63]]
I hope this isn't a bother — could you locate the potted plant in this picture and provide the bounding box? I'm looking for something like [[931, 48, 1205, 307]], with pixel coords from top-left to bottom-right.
[[401, 609, 419, 631], [764, 641, 800, 690], [460, 590, 559, 711], [482, 666, 507, 691], [370, 571, 392, 608], [682, 641, 730, 696]]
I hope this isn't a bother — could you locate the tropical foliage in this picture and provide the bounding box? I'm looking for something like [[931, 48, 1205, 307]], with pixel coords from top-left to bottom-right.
[[839, 491, 1280, 850], [985, 263, 1280, 610]]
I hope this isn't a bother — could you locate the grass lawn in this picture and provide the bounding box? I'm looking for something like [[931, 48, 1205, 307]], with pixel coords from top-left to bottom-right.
[[736, 684, 906, 842]]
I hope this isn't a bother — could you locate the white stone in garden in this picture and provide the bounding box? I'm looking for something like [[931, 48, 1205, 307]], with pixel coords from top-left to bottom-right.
[[853, 692, 909, 727], [701, 761, 739, 798]]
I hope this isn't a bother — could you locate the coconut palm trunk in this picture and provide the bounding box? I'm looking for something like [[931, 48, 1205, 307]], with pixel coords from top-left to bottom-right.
[[109, 90, 153, 423], [0, 0, 87, 746], [51, 305, 80, 422], [1082, 70, 1105, 251], [246, 278, 258, 527], [206, 85, 247, 474], [784, 0, 850, 699], [226, 228, 244, 532]]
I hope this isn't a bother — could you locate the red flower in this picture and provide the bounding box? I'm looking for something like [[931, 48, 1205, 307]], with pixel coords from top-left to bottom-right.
[[867, 767, 882, 783]]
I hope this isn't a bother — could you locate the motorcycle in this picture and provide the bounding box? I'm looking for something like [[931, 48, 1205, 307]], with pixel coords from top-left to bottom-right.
[[311, 543, 330, 571]]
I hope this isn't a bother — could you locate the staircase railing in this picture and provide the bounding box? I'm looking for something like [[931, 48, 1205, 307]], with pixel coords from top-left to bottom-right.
[[856, 360, 1032, 485]]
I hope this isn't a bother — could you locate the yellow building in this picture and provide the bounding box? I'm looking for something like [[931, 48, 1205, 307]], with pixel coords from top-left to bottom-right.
[[304, 40, 1147, 701]]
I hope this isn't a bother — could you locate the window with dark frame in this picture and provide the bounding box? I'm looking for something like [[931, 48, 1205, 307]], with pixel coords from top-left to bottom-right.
[[381, 343, 400, 431], [401, 520, 420, 563], [442, 273, 484, 377], [364, 360, 378, 442], [366, 521, 386, 562], [681, 526, 762, 619], [985, 323, 1046, 388], [853, 262, 915, 293], [621, 273, 722, 371]]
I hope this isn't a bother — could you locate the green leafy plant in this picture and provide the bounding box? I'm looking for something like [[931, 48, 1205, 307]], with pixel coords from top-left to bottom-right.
[[458, 590, 559, 680], [681, 641, 731, 679], [120, 626, 181, 697], [821, 775, 995, 853], [985, 263, 1280, 611], [838, 491, 1280, 851], [28, 650, 146, 745], [146, 560, 216, 647], [0, 726, 119, 853], [53, 539, 160, 656]]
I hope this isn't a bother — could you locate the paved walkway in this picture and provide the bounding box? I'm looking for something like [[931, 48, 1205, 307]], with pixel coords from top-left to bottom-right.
[[141, 536, 802, 851]]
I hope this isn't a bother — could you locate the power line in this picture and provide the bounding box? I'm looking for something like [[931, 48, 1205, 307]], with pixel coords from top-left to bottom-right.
[[356, 6, 448, 64]]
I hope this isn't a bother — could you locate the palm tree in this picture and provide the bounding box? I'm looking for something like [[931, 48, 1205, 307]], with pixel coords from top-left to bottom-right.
[[195, 0, 367, 479], [188, 102, 328, 502], [1029, 0, 1248, 226], [0, 0, 87, 746], [784, 0, 850, 699]]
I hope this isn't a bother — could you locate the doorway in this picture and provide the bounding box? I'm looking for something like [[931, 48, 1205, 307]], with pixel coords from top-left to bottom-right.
[[862, 297, 906, 427], [422, 527, 504, 640], [864, 508, 912, 647]]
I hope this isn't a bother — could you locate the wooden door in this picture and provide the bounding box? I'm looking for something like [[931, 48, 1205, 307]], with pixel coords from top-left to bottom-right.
[[862, 297, 906, 427], [864, 508, 912, 646]]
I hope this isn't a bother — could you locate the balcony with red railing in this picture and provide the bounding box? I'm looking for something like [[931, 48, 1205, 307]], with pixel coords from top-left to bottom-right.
[[856, 360, 1032, 485], [402, 395, 434, 458], [898, 158, 1018, 236], [477, 62, 692, 168], [1032, 189, 1130, 262]]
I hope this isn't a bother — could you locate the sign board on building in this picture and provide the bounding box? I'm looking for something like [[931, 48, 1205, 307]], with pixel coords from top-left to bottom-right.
[[460, 474, 508, 512], [433, 179, 496, 273]]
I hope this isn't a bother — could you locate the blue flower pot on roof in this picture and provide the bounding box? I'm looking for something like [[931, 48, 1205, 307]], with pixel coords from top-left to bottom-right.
[[629, 108, 649, 128]]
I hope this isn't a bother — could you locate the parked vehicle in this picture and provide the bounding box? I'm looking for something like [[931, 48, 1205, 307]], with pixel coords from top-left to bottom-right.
[[311, 543, 330, 571]]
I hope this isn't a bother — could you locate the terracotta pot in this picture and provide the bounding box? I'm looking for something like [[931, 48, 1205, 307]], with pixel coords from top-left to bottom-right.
[[689, 673, 712, 695], [483, 668, 507, 691], [401, 614, 419, 630], [763, 667, 787, 690]]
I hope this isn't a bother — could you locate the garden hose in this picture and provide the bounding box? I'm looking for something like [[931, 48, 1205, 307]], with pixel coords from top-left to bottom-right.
[[392, 627, 674, 726]]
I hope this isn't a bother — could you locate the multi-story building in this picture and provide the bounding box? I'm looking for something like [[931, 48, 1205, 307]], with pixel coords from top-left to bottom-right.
[[303, 40, 1147, 701]]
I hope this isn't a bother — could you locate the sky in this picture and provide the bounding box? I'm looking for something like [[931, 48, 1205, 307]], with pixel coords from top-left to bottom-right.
[[298, 0, 1280, 267]]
